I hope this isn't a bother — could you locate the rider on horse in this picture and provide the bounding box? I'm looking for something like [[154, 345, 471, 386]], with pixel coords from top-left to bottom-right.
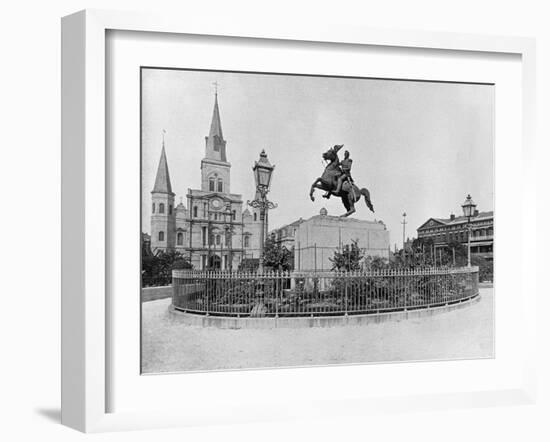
[[336, 150, 353, 194], [310, 143, 374, 216], [323, 146, 353, 199]]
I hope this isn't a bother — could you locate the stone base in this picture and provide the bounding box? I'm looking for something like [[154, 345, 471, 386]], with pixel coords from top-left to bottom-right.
[[171, 294, 480, 329], [293, 213, 390, 271]]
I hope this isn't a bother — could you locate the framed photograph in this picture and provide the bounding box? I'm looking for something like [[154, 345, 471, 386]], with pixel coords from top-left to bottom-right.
[[61, 9, 537, 432]]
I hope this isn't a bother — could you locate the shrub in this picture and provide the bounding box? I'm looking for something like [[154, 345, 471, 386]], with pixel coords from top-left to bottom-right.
[[172, 258, 193, 270], [471, 256, 493, 282]]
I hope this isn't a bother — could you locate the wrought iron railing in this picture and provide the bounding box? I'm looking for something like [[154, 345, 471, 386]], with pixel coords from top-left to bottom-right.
[[172, 267, 479, 317]]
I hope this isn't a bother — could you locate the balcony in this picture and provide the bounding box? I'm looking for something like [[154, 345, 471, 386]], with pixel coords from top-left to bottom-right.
[[471, 235, 493, 242]]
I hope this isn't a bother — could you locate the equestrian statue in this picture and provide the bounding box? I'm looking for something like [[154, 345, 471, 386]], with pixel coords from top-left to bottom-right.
[[309, 144, 374, 217]]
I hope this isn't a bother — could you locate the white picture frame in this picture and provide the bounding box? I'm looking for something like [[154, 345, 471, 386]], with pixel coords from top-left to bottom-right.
[[61, 9, 537, 433]]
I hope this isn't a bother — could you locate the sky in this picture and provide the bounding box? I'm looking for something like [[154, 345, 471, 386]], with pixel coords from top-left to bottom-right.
[[141, 68, 494, 249]]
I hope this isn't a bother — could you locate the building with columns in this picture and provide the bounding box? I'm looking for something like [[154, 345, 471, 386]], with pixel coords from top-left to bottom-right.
[[149, 92, 262, 269], [416, 196, 493, 262]]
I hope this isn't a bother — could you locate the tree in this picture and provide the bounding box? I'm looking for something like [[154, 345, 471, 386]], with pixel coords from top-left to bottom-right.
[[172, 256, 193, 270], [141, 247, 192, 286], [392, 238, 470, 269], [445, 240, 467, 266], [263, 237, 293, 271], [329, 239, 364, 271], [238, 258, 259, 272], [363, 255, 389, 271], [471, 255, 493, 282]]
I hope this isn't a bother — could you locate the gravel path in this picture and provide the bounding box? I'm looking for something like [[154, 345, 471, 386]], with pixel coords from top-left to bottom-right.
[[141, 288, 494, 373]]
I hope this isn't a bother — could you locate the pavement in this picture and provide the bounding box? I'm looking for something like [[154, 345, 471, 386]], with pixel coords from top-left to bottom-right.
[[141, 288, 494, 373]]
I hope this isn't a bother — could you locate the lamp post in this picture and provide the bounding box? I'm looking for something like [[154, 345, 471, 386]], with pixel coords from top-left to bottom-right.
[[248, 150, 277, 273], [461, 194, 477, 267], [401, 212, 407, 264], [224, 203, 234, 270]]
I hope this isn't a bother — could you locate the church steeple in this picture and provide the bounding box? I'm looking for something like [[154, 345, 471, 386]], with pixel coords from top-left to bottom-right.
[[201, 88, 231, 193], [152, 135, 174, 195], [150, 132, 176, 253], [204, 90, 227, 162], [209, 92, 223, 140]]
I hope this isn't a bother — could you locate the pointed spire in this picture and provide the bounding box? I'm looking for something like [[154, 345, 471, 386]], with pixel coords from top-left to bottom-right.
[[208, 91, 224, 140], [204, 87, 227, 162], [152, 132, 174, 194]]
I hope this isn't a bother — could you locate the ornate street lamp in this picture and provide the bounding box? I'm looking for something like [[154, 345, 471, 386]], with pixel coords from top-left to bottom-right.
[[461, 194, 477, 267], [224, 203, 234, 270], [248, 150, 277, 273]]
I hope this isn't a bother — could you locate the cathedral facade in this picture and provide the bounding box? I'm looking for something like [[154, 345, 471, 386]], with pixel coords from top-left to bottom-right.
[[149, 93, 262, 270]]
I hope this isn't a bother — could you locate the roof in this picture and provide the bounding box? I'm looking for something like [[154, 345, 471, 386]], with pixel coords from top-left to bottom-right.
[[270, 217, 305, 234], [152, 145, 174, 194], [418, 211, 493, 230]]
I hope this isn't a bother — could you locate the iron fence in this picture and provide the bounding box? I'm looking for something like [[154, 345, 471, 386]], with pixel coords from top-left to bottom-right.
[[172, 267, 479, 318]]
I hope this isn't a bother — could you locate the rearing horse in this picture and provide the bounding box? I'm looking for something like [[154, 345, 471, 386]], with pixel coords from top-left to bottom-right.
[[309, 145, 374, 217]]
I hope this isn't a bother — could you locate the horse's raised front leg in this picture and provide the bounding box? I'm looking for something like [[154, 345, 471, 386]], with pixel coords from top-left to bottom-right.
[[310, 179, 321, 201]]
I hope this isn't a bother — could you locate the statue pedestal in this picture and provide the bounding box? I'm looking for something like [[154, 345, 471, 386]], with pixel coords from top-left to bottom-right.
[[293, 213, 389, 272]]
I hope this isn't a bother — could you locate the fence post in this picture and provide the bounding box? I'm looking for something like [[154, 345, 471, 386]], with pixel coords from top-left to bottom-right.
[[171, 270, 177, 306], [404, 268, 409, 310], [275, 271, 280, 318], [344, 270, 348, 316], [205, 271, 209, 316]]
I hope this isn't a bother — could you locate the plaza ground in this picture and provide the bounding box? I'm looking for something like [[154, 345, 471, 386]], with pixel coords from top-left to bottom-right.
[[141, 287, 494, 373]]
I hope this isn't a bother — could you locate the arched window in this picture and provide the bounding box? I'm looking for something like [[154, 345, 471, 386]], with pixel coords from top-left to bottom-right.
[[254, 212, 257, 222], [216, 234, 221, 245], [244, 236, 250, 248], [158, 231, 164, 241], [177, 232, 183, 245], [193, 206, 198, 218], [209, 177, 215, 192], [232, 210, 236, 220], [159, 203, 165, 214], [217, 179, 223, 192], [152, 203, 155, 213]]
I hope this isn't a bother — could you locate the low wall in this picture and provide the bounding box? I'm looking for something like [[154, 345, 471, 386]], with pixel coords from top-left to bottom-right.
[[142, 285, 172, 302], [170, 293, 480, 329]]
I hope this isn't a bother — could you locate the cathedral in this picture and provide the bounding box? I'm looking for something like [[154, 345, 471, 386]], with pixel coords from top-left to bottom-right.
[[150, 92, 262, 270]]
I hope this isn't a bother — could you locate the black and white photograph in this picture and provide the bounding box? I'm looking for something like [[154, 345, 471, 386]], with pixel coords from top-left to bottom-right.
[[4, 0, 549, 439], [140, 67, 494, 374]]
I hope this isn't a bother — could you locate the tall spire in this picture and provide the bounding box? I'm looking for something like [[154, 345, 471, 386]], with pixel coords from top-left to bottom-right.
[[152, 133, 174, 194], [209, 91, 224, 140], [205, 87, 227, 162]]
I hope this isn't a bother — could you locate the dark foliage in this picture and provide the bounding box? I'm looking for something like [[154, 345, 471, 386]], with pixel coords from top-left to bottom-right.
[[263, 237, 293, 271], [329, 239, 364, 271], [141, 247, 192, 287]]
